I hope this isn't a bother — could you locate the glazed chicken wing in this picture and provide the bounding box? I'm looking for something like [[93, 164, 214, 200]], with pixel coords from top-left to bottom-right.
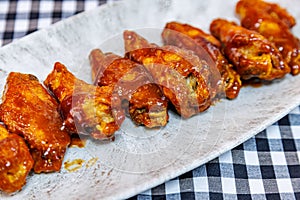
[[236, 0, 296, 28], [44, 62, 123, 139], [210, 19, 290, 80], [0, 72, 70, 173], [0, 125, 34, 193], [236, 0, 300, 75], [89, 49, 169, 128], [124, 31, 212, 118], [123, 30, 158, 52], [162, 21, 242, 99]]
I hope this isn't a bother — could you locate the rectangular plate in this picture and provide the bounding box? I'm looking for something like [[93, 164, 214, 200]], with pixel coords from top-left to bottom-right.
[[1, 0, 300, 199]]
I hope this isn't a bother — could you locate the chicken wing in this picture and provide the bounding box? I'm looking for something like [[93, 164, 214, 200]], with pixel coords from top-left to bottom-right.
[[210, 19, 290, 80], [162, 21, 242, 99], [124, 31, 212, 118], [0, 72, 70, 173], [0, 125, 34, 193], [123, 30, 158, 52], [236, 0, 296, 28], [44, 62, 123, 139], [236, 0, 300, 75], [89, 49, 169, 128]]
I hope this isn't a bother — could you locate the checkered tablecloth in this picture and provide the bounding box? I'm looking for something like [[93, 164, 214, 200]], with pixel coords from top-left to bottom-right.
[[1, 1, 299, 199]]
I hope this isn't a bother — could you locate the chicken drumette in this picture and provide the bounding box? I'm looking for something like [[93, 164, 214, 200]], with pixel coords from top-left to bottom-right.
[[236, 0, 296, 28], [89, 49, 169, 128], [124, 31, 212, 118], [210, 19, 290, 80], [236, 0, 300, 75], [162, 21, 242, 99]]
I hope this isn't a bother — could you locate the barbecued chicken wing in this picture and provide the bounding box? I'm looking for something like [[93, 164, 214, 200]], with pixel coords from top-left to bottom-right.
[[236, 0, 296, 28], [0, 72, 70, 173], [0, 125, 34, 193], [44, 62, 123, 139], [89, 49, 169, 128], [210, 19, 290, 80], [236, 0, 300, 75], [162, 21, 242, 99], [124, 31, 212, 118]]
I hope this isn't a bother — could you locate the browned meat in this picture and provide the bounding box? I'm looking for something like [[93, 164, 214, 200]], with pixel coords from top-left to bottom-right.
[[124, 31, 212, 118], [210, 19, 290, 80], [0, 72, 70, 173], [0, 125, 34, 193], [162, 21, 242, 99], [236, 0, 300, 75], [89, 49, 169, 128], [44, 62, 124, 140]]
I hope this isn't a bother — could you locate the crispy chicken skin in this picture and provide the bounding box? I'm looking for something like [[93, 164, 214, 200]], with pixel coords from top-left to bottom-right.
[[89, 49, 169, 128], [44, 62, 123, 139], [0, 125, 34, 193], [162, 21, 242, 99], [236, 0, 300, 75], [0, 72, 70, 173], [210, 19, 290, 80], [124, 31, 211, 118]]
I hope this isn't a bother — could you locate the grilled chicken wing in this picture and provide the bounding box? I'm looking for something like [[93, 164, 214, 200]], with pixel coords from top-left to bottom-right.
[[0, 72, 70, 173], [236, 0, 300, 75], [0, 125, 34, 193], [44, 62, 123, 139], [162, 21, 242, 99], [89, 49, 169, 128], [124, 31, 211, 118], [210, 19, 290, 80]]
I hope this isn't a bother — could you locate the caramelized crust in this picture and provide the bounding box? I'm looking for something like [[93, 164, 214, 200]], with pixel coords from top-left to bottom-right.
[[44, 62, 94, 103], [129, 83, 168, 127], [210, 19, 290, 80], [0, 72, 70, 173], [123, 30, 158, 52], [124, 31, 213, 117], [44, 62, 123, 139], [90, 50, 121, 84], [236, 0, 296, 28], [0, 125, 34, 193], [124, 32, 211, 118], [89, 49, 169, 128], [162, 21, 242, 99], [236, 0, 300, 75]]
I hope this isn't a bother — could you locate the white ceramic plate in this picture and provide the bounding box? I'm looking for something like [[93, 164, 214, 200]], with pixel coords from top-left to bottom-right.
[[1, 0, 300, 199]]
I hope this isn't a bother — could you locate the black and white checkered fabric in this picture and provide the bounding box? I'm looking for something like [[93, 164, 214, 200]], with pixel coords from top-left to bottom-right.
[[133, 109, 300, 200], [1, 1, 299, 199], [0, 0, 106, 46]]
